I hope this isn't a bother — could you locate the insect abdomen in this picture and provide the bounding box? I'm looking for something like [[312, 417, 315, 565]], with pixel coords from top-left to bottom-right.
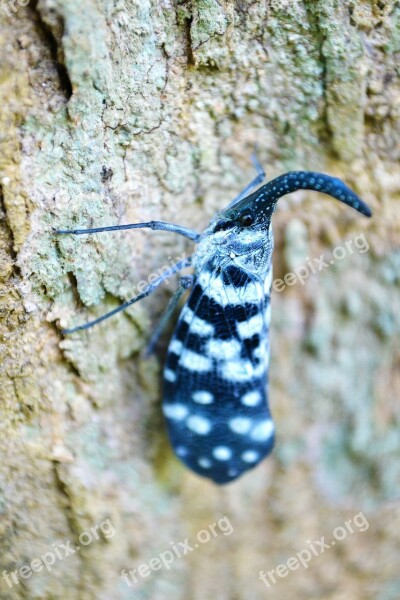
[[162, 263, 275, 484]]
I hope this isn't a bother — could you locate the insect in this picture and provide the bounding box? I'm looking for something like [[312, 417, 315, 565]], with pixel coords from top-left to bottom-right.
[[56, 163, 372, 484]]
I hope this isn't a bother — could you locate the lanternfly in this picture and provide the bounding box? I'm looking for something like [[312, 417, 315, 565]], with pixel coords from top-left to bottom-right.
[[56, 164, 372, 484]]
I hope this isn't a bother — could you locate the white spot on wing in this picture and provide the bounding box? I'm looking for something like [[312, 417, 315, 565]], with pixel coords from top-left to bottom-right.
[[192, 391, 214, 404], [198, 457, 212, 469], [264, 268, 273, 293], [241, 390, 262, 406], [175, 446, 188, 457], [264, 303, 271, 326], [186, 415, 211, 435], [221, 360, 264, 382], [206, 338, 241, 360], [221, 360, 252, 382], [212, 446, 232, 461], [250, 419, 274, 442], [163, 403, 188, 420], [181, 306, 214, 336], [254, 341, 269, 364], [241, 450, 259, 463], [180, 350, 212, 372], [169, 339, 183, 355], [237, 313, 264, 339], [164, 368, 177, 383], [229, 417, 252, 434]]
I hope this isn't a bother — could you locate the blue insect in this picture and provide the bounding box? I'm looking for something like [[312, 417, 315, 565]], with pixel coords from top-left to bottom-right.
[[56, 163, 372, 484]]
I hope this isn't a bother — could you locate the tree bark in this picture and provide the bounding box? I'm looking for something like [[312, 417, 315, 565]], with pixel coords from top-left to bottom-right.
[[1, 1, 399, 599]]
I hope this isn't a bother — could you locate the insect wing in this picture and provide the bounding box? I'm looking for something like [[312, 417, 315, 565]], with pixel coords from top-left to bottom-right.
[[163, 263, 275, 484]]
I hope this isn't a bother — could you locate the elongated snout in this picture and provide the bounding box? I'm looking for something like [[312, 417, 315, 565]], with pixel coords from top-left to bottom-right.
[[227, 171, 372, 222]]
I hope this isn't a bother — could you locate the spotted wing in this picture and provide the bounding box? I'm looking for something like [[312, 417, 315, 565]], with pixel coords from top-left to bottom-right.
[[162, 261, 275, 484]]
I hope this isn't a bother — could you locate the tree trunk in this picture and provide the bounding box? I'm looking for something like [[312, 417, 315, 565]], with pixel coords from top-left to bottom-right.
[[1, 1, 399, 599]]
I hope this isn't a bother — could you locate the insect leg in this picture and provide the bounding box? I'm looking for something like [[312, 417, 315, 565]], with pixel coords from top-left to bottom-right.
[[144, 275, 194, 357], [60, 257, 192, 335], [226, 152, 266, 209], [55, 221, 200, 242]]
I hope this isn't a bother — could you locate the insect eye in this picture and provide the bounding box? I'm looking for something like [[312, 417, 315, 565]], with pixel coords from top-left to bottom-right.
[[214, 219, 232, 233], [240, 213, 254, 227]]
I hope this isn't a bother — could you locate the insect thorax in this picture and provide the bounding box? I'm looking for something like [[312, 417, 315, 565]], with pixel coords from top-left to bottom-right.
[[193, 221, 274, 282]]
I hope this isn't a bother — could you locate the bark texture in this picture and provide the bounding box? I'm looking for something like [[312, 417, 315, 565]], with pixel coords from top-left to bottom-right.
[[0, 1, 399, 599]]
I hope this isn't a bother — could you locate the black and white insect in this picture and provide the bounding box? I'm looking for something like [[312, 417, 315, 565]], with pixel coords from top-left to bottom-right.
[[57, 163, 372, 485]]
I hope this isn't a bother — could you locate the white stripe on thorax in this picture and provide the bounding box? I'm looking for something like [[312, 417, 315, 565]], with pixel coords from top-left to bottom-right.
[[197, 270, 262, 307]]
